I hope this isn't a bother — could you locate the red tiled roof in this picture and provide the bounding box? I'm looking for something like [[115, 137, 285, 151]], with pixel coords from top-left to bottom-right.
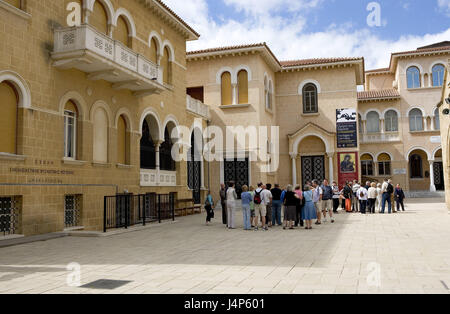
[[280, 57, 363, 67], [358, 89, 400, 101], [393, 45, 450, 56], [187, 43, 268, 55], [153, 0, 200, 38]]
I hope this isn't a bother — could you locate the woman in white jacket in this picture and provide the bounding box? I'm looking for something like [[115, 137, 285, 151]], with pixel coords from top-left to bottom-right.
[[376, 183, 383, 213]]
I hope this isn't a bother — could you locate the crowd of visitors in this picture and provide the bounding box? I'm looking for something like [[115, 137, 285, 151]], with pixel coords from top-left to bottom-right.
[[207, 178, 406, 229]]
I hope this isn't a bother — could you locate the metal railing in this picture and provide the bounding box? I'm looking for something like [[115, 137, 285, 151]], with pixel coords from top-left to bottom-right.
[[103, 193, 175, 232]]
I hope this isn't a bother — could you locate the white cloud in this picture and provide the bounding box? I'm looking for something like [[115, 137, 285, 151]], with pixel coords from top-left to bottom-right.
[[163, 0, 450, 69], [438, 0, 450, 16]]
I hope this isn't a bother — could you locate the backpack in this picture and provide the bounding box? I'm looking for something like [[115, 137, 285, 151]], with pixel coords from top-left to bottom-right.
[[387, 184, 394, 194], [360, 190, 365, 198], [254, 190, 262, 205]]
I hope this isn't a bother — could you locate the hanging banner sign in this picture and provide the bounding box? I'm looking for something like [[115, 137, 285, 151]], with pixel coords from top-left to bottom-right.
[[336, 109, 358, 148]]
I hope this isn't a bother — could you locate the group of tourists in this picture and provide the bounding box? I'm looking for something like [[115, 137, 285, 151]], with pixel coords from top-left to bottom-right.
[[203, 178, 407, 230]]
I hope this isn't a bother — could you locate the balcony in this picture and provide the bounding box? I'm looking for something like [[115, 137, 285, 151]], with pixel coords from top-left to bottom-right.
[[361, 132, 401, 144], [186, 95, 210, 120], [140, 169, 176, 187], [51, 25, 165, 97]]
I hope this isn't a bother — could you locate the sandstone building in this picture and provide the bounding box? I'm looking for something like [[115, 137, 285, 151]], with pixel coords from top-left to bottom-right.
[[1, 0, 449, 239]]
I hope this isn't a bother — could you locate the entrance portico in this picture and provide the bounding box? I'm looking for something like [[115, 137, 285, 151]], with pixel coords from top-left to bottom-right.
[[288, 123, 336, 186]]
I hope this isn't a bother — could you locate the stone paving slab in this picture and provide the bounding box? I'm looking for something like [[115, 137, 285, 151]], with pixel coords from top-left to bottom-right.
[[0, 198, 449, 294]]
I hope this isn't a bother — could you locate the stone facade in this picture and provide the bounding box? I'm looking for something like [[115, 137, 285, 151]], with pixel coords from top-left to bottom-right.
[[187, 43, 449, 202], [0, 0, 208, 236]]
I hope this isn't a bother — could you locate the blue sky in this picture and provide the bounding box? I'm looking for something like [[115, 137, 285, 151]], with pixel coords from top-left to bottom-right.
[[164, 0, 450, 69]]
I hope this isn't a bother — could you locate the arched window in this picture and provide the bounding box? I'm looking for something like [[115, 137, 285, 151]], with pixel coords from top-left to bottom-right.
[[361, 154, 374, 176], [378, 153, 392, 176], [407, 66, 421, 89], [385, 110, 399, 132], [114, 16, 130, 48], [303, 83, 318, 114], [409, 109, 423, 132], [432, 64, 445, 87], [264, 78, 269, 109], [0, 81, 18, 154], [221, 72, 232, 106], [162, 47, 171, 84], [149, 38, 158, 64], [434, 108, 440, 130], [237, 70, 248, 104], [140, 120, 156, 169], [93, 107, 109, 163], [268, 81, 273, 110], [63, 100, 78, 159], [410, 154, 423, 178], [90, 1, 109, 35], [160, 127, 175, 171], [117, 115, 129, 165], [366, 111, 380, 133]]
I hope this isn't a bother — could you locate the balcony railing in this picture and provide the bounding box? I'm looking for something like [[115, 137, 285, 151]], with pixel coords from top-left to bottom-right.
[[187, 95, 210, 120], [361, 132, 401, 144], [140, 169, 177, 187], [52, 24, 165, 96]]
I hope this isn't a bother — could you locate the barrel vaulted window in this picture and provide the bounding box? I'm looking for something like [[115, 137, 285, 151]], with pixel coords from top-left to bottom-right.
[[302, 83, 318, 114], [409, 109, 423, 132], [406, 66, 421, 89], [93, 107, 109, 163], [114, 16, 130, 48], [117, 115, 130, 165], [432, 64, 445, 87], [140, 120, 156, 170], [221, 72, 232, 106], [160, 127, 176, 171], [149, 38, 158, 64], [385, 110, 399, 132], [90, 1, 109, 35], [0, 81, 18, 154], [162, 47, 171, 85], [64, 100, 78, 159], [366, 111, 380, 133], [361, 154, 374, 176], [378, 153, 392, 176], [237, 70, 248, 104]]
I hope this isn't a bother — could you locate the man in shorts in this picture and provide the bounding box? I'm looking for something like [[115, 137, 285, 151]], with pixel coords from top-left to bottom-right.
[[321, 179, 335, 223], [253, 183, 267, 231], [312, 180, 323, 225]]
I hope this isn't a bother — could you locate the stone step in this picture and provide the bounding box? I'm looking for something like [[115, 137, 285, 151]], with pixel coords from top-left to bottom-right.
[[405, 191, 445, 198]]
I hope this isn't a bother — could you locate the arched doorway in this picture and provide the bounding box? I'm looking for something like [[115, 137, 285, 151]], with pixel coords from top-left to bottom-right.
[[140, 114, 160, 170], [433, 148, 444, 191], [298, 136, 327, 186], [407, 148, 430, 191], [187, 128, 203, 204]]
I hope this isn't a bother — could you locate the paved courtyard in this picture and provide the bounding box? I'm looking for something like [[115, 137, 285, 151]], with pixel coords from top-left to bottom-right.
[[1, 198, 450, 294]]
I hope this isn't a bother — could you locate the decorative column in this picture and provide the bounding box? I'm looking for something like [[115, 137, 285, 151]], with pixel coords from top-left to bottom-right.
[[380, 119, 385, 134], [327, 152, 334, 183], [232, 83, 238, 105], [155, 140, 163, 185], [290, 153, 297, 186], [429, 160, 436, 192], [430, 116, 435, 131], [423, 116, 428, 131]]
